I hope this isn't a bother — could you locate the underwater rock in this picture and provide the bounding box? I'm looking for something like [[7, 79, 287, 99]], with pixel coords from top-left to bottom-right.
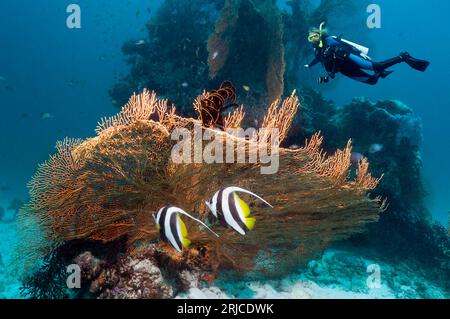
[[393, 113, 423, 148], [286, 89, 449, 293], [178, 270, 202, 291], [94, 254, 173, 299], [208, 0, 285, 105], [74, 243, 213, 299], [74, 251, 105, 281], [289, 93, 427, 218], [110, 0, 219, 113], [111, 0, 359, 117]]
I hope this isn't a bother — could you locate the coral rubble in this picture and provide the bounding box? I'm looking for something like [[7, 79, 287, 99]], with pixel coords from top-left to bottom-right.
[[18, 88, 382, 298]]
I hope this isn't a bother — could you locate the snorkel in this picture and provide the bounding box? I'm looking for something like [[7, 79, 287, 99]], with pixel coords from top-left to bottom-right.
[[308, 21, 326, 48]]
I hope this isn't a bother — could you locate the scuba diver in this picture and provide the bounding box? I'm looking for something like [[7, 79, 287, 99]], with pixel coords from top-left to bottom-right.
[[305, 22, 430, 85]]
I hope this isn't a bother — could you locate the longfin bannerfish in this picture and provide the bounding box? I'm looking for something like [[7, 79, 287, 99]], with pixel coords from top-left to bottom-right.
[[154, 206, 219, 253], [205, 186, 273, 235]]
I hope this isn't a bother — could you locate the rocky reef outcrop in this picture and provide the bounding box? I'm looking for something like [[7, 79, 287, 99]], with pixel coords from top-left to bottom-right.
[[289, 92, 426, 216], [286, 89, 450, 293], [76, 246, 178, 299], [110, 0, 359, 117]]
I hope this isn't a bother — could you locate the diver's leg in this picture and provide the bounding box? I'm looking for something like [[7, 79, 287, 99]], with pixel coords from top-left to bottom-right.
[[341, 66, 380, 85], [373, 55, 405, 72], [348, 54, 375, 70]]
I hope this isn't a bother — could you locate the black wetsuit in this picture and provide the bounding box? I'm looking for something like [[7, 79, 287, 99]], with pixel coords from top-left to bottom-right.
[[308, 36, 410, 85]]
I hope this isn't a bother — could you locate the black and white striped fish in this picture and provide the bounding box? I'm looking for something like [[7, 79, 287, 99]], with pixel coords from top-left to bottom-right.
[[205, 186, 273, 235], [154, 206, 218, 253]]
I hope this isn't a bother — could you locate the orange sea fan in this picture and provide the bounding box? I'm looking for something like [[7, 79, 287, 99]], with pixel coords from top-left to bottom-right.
[[207, 0, 285, 104], [18, 88, 384, 276]]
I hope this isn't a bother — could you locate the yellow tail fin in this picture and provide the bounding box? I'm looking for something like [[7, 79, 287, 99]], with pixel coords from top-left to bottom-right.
[[182, 237, 191, 249], [178, 215, 191, 249], [245, 217, 256, 231], [178, 215, 188, 237], [234, 193, 251, 217]]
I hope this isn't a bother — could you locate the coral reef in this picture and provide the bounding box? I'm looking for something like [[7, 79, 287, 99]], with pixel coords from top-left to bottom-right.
[[18, 88, 383, 298], [20, 240, 126, 298], [88, 245, 174, 299], [110, 0, 358, 117], [207, 0, 286, 105], [288, 93, 426, 218], [285, 89, 450, 293], [179, 249, 448, 299], [193, 80, 241, 128], [74, 243, 216, 299], [110, 0, 221, 114]]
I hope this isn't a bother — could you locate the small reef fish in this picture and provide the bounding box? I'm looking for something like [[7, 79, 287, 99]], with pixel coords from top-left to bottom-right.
[[135, 39, 146, 46], [369, 143, 384, 154], [41, 112, 54, 120], [154, 206, 218, 253], [289, 144, 300, 150], [242, 85, 250, 92], [205, 186, 273, 235], [212, 51, 219, 60], [350, 152, 365, 164], [181, 82, 189, 88]]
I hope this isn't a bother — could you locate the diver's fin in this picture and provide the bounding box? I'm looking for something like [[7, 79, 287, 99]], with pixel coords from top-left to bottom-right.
[[380, 70, 394, 79], [401, 53, 430, 72]]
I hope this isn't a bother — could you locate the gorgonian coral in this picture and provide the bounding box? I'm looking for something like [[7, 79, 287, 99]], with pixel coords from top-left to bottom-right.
[[207, 0, 285, 105], [18, 88, 383, 278]]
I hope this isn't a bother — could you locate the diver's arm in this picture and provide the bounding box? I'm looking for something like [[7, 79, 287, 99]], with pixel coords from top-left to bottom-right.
[[304, 57, 319, 68]]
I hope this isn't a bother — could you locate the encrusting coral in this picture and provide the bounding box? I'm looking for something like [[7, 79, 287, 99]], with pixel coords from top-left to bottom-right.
[[18, 87, 383, 285]]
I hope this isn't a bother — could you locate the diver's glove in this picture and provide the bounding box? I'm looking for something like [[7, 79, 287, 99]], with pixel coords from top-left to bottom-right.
[[318, 76, 329, 84]]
